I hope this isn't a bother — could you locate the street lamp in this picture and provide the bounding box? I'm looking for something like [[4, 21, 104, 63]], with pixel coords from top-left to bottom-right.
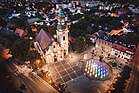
[[54, 35, 57, 38], [35, 59, 41, 69], [36, 59, 40, 64], [84, 54, 87, 59]]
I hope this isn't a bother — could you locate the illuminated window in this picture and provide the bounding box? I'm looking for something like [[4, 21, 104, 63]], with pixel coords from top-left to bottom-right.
[[62, 19, 64, 23]]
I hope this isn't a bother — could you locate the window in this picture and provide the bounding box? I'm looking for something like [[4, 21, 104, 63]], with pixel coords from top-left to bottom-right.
[[57, 36, 59, 40], [123, 52, 124, 55], [62, 19, 64, 23], [63, 36, 65, 40], [37, 43, 41, 51], [64, 50, 66, 55], [115, 53, 118, 56]]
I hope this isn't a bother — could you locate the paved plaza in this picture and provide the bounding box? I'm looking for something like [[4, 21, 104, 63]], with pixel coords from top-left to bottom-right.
[[39, 46, 132, 93], [47, 60, 84, 83]]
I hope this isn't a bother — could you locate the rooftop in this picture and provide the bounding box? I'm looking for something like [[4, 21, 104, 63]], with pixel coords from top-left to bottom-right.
[[58, 9, 65, 18], [36, 29, 52, 50], [100, 36, 135, 49]]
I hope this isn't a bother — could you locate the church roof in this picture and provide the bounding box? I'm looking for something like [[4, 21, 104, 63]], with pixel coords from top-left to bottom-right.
[[57, 9, 66, 30], [36, 29, 52, 50], [58, 9, 65, 18], [57, 24, 66, 30]]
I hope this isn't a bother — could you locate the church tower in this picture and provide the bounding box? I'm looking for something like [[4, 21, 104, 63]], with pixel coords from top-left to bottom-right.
[[56, 9, 69, 55]]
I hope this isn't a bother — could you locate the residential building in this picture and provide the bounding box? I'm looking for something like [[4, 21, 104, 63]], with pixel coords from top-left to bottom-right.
[[95, 37, 135, 61], [14, 28, 28, 38]]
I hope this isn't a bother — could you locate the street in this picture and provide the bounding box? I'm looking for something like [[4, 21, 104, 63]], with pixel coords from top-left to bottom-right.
[[5, 60, 58, 93]]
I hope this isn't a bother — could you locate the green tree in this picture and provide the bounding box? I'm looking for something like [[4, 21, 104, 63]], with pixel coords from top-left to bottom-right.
[[26, 50, 41, 62], [11, 39, 30, 60], [47, 26, 57, 37], [72, 36, 88, 53], [11, 17, 26, 29]]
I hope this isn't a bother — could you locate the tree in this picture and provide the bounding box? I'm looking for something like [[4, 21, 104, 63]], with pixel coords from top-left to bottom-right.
[[11, 17, 26, 29], [0, 18, 7, 27], [11, 39, 30, 60], [47, 26, 56, 37], [71, 36, 88, 53], [26, 50, 41, 62]]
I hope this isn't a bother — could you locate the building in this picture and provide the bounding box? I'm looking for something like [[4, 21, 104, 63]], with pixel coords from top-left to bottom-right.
[[116, 9, 129, 15], [89, 30, 105, 43], [34, 9, 69, 63], [14, 28, 28, 38], [95, 37, 135, 61]]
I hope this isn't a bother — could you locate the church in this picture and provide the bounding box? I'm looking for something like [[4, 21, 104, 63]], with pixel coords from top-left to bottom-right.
[[34, 9, 69, 63]]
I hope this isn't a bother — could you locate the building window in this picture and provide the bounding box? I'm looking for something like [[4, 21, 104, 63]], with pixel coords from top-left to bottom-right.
[[37, 43, 41, 51], [123, 52, 124, 55], [54, 55, 57, 62], [58, 36, 59, 40], [64, 50, 66, 55], [63, 36, 65, 40], [115, 53, 118, 56]]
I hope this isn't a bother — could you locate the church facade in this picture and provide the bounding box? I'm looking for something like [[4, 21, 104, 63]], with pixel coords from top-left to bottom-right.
[[34, 9, 69, 63]]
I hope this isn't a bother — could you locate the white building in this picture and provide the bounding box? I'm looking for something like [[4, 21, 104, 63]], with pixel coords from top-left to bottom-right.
[[34, 9, 69, 63], [56, 4, 69, 9], [95, 38, 135, 61], [25, 10, 37, 17]]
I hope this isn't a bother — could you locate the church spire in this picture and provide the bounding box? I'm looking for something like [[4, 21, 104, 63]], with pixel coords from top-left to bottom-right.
[[57, 8, 66, 31]]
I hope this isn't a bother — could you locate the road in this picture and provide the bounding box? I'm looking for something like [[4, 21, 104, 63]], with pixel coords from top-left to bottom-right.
[[5, 60, 58, 93]]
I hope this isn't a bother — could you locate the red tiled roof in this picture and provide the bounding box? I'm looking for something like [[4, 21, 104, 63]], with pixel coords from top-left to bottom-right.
[[90, 34, 97, 38], [112, 43, 134, 54], [98, 38, 113, 45], [14, 28, 27, 37], [98, 38, 135, 54], [117, 9, 129, 13], [99, 12, 105, 14], [97, 30, 105, 37]]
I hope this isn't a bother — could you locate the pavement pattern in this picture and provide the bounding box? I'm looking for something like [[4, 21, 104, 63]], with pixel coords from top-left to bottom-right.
[[47, 60, 84, 83]]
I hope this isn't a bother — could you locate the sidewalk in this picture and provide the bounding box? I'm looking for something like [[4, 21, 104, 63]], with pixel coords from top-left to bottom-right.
[[13, 64, 32, 77]]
